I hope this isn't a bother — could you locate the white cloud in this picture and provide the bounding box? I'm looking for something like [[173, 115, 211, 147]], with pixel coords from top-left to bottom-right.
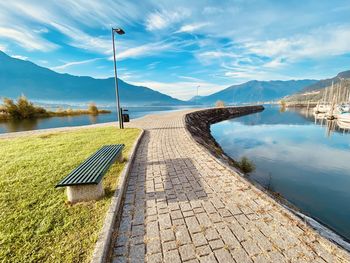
[[11, 54, 28, 60], [145, 9, 189, 31], [0, 27, 57, 51], [51, 58, 102, 71], [113, 42, 172, 60], [176, 23, 208, 33], [244, 25, 350, 61], [263, 57, 286, 69]]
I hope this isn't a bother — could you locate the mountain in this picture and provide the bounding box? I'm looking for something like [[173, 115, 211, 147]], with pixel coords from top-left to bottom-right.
[[297, 70, 350, 93], [194, 79, 317, 105], [0, 51, 188, 106], [285, 70, 350, 103]]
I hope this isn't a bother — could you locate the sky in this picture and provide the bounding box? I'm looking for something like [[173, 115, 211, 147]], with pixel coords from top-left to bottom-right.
[[1, 0, 350, 100]]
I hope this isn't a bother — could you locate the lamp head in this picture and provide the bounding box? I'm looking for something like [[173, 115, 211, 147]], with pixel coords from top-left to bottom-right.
[[113, 28, 125, 35]]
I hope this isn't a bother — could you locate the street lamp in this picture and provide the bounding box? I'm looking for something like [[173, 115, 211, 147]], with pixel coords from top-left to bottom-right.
[[196, 85, 200, 105], [112, 27, 125, 129]]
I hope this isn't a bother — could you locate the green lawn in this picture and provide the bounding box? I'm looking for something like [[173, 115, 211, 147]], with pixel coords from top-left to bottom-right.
[[0, 127, 140, 262]]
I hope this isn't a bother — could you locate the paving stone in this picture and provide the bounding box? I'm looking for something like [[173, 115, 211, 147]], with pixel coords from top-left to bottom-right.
[[111, 256, 127, 263], [147, 252, 163, 263], [241, 239, 261, 256], [163, 240, 177, 252], [196, 213, 211, 228], [179, 244, 196, 261], [147, 238, 161, 254], [129, 244, 145, 263], [217, 227, 240, 249], [175, 224, 192, 245], [205, 228, 220, 241], [199, 253, 217, 263], [196, 245, 212, 257], [192, 232, 208, 247], [231, 248, 253, 263], [159, 213, 172, 229], [209, 239, 224, 250], [113, 246, 127, 256], [185, 216, 202, 234], [214, 248, 235, 263], [161, 229, 176, 242], [164, 249, 182, 263]]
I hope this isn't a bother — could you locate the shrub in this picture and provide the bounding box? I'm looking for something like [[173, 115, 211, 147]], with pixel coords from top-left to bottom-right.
[[237, 156, 256, 174], [88, 103, 99, 115], [215, 100, 225, 108], [1, 96, 48, 119]]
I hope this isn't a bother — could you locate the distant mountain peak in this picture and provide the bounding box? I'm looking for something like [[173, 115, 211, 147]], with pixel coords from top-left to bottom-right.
[[0, 51, 190, 106], [195, 79, 317, 105]]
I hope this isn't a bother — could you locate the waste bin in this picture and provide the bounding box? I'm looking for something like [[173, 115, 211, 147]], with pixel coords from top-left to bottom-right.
[[121, 109, 129, 122], [122, 113, 129, 122]]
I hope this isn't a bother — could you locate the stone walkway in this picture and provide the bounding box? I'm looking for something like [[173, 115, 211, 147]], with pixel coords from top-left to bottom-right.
[[110, 110, 350, 263]]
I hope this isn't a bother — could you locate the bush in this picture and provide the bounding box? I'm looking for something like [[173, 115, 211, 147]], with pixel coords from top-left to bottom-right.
[[215, 100, 225, 108], [1, 95, 47, 120], [88, 103, 99, 115], [1, 96, 48, 119], [237, 156, 256, 174]]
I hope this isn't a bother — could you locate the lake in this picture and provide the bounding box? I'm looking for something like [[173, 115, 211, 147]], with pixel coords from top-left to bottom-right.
[[0, 106, 197, 134], [211, 105, 350, 246]]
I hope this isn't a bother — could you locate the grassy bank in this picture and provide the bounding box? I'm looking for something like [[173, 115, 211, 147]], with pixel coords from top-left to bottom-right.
[[0, 127, 140, 262]]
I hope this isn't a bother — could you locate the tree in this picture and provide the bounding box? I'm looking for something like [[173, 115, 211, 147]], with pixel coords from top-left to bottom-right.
[[215, 100, 225, 108], [88, 103, 99, 115]]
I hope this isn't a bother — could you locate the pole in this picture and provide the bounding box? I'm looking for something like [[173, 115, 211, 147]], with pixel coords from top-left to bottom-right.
[[112, 28, 123, 129]]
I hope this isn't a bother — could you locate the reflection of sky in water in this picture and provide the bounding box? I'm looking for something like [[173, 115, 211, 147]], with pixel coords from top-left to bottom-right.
[[211, 106, 350, 241]]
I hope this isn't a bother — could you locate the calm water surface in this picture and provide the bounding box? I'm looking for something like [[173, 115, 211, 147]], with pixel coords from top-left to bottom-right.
[[0, 106, 196, 134], [211, 105, 350, 242]]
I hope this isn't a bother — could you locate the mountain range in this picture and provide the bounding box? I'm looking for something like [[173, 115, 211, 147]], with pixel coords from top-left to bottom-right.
[[2, 50, 344, 106], [284, 70, 350, 102], [193, 79, 317, 104], [0, 51, 187, 106]]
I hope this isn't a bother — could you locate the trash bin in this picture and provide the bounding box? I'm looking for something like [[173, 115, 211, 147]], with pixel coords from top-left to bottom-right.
[[121, 109, 129, 122], [122, 113, 129, 122]]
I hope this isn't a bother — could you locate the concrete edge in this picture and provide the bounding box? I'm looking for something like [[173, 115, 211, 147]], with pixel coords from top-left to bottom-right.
[[90, 129, 145, 263], [182, 108, 350, 255]]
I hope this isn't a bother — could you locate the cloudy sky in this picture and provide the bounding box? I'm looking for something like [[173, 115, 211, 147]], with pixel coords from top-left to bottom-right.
[[1, 0, 350, 100]]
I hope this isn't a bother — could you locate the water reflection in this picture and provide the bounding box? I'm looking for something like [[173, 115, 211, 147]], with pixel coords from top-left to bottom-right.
[[211, 105, 350, 242], [2, 118, 39, 132]]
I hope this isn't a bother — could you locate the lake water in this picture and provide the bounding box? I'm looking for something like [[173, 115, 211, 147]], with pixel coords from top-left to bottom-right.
[[211, 105, 350, 245], [0, 106, 197, 134]]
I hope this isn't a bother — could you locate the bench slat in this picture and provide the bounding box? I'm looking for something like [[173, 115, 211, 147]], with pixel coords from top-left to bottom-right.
[[83, 146, 121, 183], [62, 147, 111, 185], [55, 144, 124, 187], [72, 146, 117, 184]]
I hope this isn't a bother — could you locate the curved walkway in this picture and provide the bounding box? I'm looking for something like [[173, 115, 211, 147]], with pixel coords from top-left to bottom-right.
[[111, 110, 349, 263]]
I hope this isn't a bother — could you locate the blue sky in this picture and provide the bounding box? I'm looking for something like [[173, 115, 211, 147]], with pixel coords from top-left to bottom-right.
[[1, 0, 350, 100]]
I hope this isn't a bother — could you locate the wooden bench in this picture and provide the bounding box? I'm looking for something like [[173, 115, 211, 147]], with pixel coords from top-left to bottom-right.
[[55, 144, 125, 203]]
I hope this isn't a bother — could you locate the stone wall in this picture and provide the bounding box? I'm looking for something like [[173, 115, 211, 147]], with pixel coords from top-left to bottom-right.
[[184, 105, 264, 170]]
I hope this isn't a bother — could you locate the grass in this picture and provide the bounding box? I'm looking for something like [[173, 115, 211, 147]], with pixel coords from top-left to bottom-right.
[[0, 127, 140, 262]]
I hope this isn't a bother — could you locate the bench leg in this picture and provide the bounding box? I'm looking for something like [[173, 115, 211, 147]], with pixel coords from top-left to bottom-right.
[[66, 181, 104, 203], [117, 152, 123, 162]]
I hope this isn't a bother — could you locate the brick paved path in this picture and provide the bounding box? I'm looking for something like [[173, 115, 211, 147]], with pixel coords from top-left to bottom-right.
[[110, 110, 350, 263]]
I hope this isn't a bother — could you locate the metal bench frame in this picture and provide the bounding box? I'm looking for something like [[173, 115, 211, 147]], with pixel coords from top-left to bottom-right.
[[56, 144, 124, 203]]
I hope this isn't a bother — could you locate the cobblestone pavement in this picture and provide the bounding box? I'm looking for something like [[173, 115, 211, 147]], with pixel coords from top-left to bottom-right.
[[110, 110, 350, 263]]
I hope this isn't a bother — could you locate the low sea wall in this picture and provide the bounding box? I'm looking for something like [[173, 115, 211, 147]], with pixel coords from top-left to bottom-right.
[[184, 105, 264, 169]]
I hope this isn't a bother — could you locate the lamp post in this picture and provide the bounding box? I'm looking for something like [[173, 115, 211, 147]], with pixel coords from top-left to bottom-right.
[[196, 85, 200, 105], [112, 27, 125, 129]]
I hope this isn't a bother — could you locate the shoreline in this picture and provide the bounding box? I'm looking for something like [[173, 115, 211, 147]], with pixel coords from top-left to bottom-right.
[[184, 105, 350, 252]]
